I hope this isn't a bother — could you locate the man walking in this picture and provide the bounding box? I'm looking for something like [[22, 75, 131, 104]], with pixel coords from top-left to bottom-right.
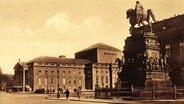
[[77, 87, 81, 101], [64, 89, 70, 100]]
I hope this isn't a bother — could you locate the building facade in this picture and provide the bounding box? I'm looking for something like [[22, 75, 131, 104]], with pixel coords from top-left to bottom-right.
[[75, 43, 122, 90], [75, 43, 122, 63], [26, 56, 91, 92], [14, 62, 28, 87], [14, 43, 123, 92]]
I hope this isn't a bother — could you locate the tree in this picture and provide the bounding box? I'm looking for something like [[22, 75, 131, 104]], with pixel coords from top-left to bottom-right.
[[0, 68, 14, 91]]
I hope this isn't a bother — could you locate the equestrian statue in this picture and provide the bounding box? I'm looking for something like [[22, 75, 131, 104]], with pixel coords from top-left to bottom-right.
[[126, 1, 156, 29]]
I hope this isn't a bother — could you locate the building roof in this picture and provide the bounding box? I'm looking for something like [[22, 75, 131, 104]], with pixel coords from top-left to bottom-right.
[[27, 56, 91, 65], [76, 43, 122, 53], [14, 62, 28, 70]]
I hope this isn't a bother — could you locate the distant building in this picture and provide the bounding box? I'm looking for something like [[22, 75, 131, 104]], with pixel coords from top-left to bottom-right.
[[26, 57, 91, 92], [75, 43, 122, 63], [14, 62, 28, 87], [75, 43, 122, 90], [14, 43, 123, 92]]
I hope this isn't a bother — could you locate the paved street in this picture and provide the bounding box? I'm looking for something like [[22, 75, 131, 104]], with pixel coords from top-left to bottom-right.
[[0, 92, 114, 104], [1, 92, 184, 104]]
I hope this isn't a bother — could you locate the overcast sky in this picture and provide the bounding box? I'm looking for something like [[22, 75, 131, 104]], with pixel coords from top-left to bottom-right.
[[0, 0, 184, 74]]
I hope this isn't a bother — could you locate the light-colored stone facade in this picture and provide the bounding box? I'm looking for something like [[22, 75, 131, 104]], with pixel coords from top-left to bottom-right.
[[14, 43, 123, 92], [91, 63, 119, 90], [27, 57, 90, 92], [75, 43, 123, 89]]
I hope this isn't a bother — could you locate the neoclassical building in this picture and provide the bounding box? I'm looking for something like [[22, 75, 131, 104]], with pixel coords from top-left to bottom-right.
[[26, 56, 91, 92], [14, 43, 123, 92]]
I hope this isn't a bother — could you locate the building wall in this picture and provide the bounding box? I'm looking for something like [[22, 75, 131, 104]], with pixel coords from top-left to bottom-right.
[[75, 49, 97, 62], [97, 49, 122, 63], [91, 63, 119, 90], [30, 62, 86, 92], [14, 66, 29, 87], [76, 47, 122, 90], [14, 70, 23, 86]]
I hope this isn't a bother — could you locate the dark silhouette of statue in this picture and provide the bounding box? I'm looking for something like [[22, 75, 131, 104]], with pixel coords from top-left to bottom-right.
[[135, 1, 145, 26], [126, 1, 156, 28]]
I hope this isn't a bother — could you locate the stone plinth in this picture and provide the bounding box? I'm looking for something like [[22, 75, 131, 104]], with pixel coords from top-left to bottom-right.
[[145, 71, 172, 88]]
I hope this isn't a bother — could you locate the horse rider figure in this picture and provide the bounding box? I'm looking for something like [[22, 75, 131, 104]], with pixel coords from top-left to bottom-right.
[[135, 1, 145, 26]]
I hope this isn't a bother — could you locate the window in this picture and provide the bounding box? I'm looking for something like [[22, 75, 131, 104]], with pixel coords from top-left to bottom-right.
[[39, 70, 41, 73], [50, 63, 55, 65], [88, 71, 91, 74], [180, 42, 184, 56], [79, 79, 82, 85], [51, 70, 54, 73], [38, 78, 41, 85], [68, 71, 71, 73], [63, 78, 66, 84], [74, 79, 76, 84], [45, 79, 47, 85], [96, 76, 99, 84], [63, 71, 65, 73], [165, 44, 171, 57], [51, 78, 54, 84], [68, 80, 71, 84], [101, 76, 104, 84], [106, 76, 108, 84], [44, 63, 48, 65]]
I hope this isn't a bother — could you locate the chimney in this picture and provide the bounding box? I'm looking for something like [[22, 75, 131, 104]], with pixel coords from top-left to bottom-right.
[[59, 55, 66, 58]]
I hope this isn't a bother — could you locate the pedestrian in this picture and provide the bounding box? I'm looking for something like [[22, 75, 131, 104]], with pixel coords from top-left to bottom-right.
[[77, 87, 81, 101], [64, 89, 70, 100]]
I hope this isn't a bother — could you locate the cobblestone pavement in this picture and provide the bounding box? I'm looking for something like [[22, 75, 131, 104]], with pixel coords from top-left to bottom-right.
[[1, 92, 184, 104]]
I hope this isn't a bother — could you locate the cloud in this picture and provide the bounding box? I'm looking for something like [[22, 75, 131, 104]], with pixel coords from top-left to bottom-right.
[[0, 12, 123, 74], [36, 13, 117, 48]]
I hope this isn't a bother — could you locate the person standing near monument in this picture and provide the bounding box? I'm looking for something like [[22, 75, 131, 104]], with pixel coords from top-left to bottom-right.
[[64, 89, 70, 100], [77, 87, 81, 101], [135, 1, 145, 25]]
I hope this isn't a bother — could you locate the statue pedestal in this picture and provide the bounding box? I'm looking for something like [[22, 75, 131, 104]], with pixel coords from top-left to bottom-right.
[[145, 71, 172, 88]]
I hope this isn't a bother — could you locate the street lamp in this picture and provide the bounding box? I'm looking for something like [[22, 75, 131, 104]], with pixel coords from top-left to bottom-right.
[[23, 67, 28, 92], [45, 71, 48, 93], [109, 63, 112, 90], [57, 63, 60, 98]]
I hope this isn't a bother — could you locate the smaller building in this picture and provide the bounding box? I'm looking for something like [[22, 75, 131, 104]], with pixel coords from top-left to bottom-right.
[[14, 62, 28, 87]]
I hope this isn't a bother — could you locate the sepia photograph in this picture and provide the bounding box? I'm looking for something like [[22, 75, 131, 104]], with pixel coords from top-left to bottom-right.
[[0, 0, 184, 104]]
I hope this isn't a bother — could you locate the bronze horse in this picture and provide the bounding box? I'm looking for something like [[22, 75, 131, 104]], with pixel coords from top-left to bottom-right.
[[126, 8, 156, 28]]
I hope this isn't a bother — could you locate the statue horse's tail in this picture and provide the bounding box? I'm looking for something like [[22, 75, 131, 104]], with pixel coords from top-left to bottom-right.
[[147, 9, 156, 22]]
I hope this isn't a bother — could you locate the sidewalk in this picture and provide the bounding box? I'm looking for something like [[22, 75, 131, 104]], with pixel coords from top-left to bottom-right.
[[46, 96, 137, 104], [45, 94, 184, 104]]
